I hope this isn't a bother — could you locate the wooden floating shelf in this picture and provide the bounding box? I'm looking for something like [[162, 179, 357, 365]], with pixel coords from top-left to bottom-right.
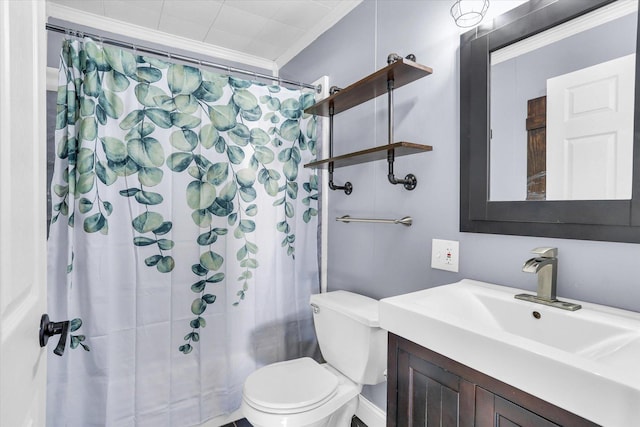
[[304, 142, 433, 169], [304, 59, 433, 117]]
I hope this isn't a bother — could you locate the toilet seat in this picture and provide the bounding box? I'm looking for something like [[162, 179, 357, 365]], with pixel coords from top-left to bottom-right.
[[243, 357, 339, 414]]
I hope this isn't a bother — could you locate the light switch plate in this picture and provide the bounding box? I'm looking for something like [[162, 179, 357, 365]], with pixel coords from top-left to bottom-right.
[[431, 239, 459, 272]]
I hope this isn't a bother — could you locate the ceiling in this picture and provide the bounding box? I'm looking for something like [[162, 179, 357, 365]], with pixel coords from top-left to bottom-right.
[[46, 0, 361, 69]]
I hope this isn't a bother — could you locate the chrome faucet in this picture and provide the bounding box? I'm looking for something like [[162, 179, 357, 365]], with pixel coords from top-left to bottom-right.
[[515, 247, 581, 311]]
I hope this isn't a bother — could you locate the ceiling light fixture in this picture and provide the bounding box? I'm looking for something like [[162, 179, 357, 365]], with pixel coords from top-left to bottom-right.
[[450, 0, 490, 28]]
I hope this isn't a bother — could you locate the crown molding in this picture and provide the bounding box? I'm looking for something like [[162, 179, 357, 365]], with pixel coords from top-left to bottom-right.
[[46, 2, 278, 73]]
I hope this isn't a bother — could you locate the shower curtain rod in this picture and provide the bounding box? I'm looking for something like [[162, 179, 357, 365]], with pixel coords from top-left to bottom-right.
[[45, 23, 321, 93]]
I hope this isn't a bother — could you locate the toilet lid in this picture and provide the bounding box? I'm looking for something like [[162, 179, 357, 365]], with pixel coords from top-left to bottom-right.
[[243, 357, 338, 413]]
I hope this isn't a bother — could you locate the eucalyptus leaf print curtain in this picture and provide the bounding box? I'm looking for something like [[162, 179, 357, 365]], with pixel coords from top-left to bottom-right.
[[47, 38, 320, 427]]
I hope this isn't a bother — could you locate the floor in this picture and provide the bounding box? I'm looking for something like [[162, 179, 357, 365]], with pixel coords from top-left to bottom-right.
[[351, 415, 368, 427], [221, 419, 252, 427], [222, 416, 368, 426]]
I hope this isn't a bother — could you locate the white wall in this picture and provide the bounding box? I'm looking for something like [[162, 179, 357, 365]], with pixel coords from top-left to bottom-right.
[[281, 0, 640, 410]]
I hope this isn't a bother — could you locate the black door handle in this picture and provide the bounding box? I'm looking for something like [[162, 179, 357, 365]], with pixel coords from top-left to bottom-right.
[[39, 314, 70, 356]]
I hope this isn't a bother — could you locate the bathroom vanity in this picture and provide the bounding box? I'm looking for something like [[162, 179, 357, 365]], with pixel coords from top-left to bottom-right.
[[380, 280, 640, 426], [386, 333, 595, 426]]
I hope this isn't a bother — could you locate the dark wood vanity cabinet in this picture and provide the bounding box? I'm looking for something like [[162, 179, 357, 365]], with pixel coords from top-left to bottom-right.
[[394, 343, 474, 426], [387, 334, 598, 427], [474, 389, 559, 427]]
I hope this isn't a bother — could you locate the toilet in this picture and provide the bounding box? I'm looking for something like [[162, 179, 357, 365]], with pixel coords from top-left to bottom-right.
[[241, 291, 387, 427]]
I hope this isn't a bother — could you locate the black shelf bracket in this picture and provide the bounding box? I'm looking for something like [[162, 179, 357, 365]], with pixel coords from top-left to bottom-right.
[[327, 106, 353, 195], [386, 78, 418, 190]]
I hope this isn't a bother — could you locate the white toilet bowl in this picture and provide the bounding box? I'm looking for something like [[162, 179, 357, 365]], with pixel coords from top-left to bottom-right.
[[241, 291, 387, 427], [241, 358, 361, 427]]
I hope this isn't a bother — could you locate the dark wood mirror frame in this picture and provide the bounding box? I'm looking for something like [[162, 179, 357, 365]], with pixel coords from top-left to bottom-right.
[[460, 0, 640, 243]]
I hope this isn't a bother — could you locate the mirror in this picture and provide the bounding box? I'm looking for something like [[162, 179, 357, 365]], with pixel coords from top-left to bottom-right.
[[489, 2, 638, 201], [460, 0, 640, 242]]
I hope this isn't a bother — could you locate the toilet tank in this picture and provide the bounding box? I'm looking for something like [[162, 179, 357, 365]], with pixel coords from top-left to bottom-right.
[[310, 291, 387, 385]]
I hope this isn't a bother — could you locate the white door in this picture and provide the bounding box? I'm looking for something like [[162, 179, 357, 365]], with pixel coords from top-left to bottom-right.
[[0, 1, 48, 426], [546, 54, 635, 200]]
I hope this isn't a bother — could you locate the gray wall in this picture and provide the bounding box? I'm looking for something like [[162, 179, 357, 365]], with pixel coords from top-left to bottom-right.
[[282, 0, 640, 410]]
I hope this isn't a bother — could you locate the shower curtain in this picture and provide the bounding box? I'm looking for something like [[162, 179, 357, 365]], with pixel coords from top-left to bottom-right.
[[47, 38, 320, 427]]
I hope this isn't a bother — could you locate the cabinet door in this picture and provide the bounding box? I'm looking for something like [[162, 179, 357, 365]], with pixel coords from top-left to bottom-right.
[[396, 348, 474, 427], [476, 387, 560, 427], [387, 334, 596, 427]]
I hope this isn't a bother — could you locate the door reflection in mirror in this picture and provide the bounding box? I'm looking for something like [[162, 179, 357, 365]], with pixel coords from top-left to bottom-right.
[[489, 1, 638, 201]]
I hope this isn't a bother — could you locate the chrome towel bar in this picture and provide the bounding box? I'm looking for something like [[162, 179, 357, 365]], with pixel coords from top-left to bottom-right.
[[336, 215, 412, 226]]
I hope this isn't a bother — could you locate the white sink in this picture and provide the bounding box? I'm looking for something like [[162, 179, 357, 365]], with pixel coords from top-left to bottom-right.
[[380, 279, 640, 426]]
